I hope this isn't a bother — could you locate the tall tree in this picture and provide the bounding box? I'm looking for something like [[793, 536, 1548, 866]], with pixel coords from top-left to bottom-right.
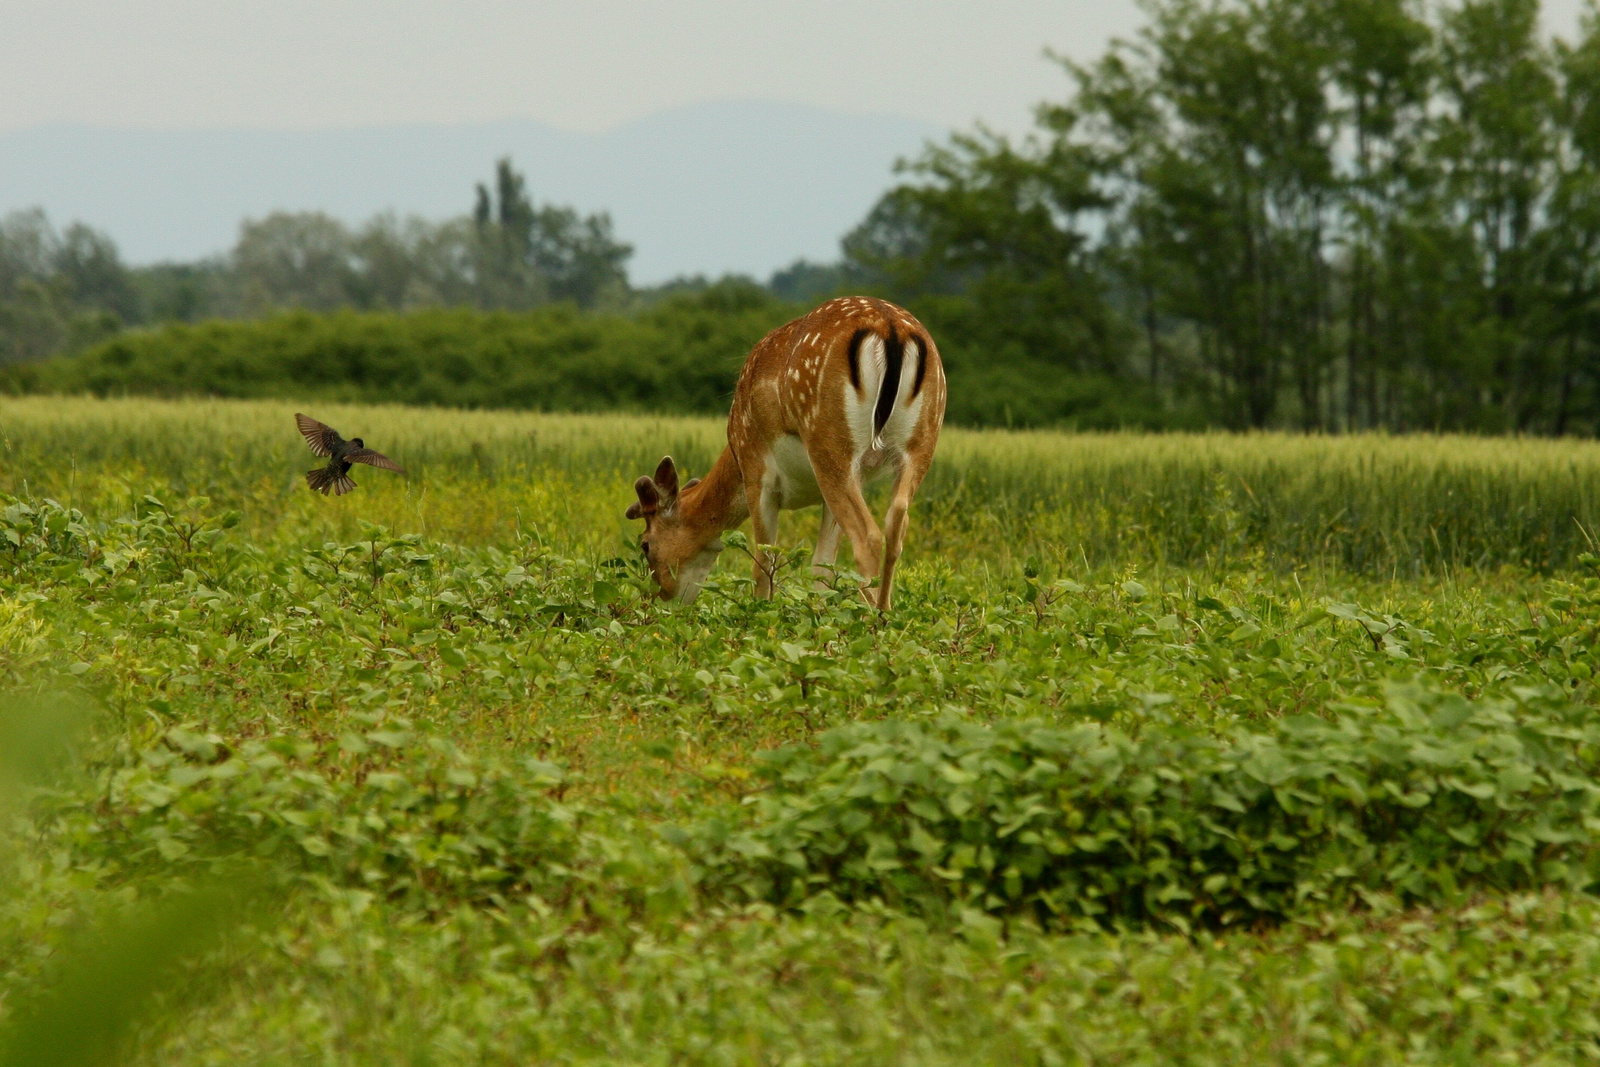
[[471, 157, 631, 309], [845, 0, 1580, 433], [230, 212, 356, 315], [1322, 0, 1433, 429], [1431, 0, 1557, 429], [844, 126, 1120, 381], [0, 210, 130, 363], [1543, 2, 1600, 433], [1068, 0, 1344, 427]]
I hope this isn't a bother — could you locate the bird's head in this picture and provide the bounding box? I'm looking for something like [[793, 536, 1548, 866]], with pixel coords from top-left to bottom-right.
[[351, 438, 365, 448]]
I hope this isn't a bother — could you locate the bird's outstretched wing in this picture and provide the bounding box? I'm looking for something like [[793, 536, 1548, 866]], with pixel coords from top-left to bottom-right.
[[348, 448, 405, 474], [295, 413, 342, 458]]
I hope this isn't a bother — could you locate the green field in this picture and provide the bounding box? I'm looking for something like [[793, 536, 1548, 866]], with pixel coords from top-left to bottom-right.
[[4, 396, 1600, 1064]]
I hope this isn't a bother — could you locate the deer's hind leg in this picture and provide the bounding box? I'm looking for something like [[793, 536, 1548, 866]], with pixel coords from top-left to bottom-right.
[[813, 468, 883, 607], [877, 449, 934, 611]]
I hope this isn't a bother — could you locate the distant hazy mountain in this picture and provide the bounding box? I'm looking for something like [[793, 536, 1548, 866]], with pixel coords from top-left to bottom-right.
[[0, 101, 940, 284]]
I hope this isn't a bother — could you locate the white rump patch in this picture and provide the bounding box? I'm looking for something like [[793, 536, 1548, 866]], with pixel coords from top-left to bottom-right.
[[877, 338, 923, 452], [842, 333, 924, 461], [858, 332, 887, 384], [843, 332, 885, 456]]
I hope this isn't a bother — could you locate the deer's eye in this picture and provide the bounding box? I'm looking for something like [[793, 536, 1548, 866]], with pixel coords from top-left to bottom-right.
[[640, 540, 651, 560]]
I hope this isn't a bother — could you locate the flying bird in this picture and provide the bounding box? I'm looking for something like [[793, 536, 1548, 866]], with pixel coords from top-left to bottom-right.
[[295, 413, 405, 496]]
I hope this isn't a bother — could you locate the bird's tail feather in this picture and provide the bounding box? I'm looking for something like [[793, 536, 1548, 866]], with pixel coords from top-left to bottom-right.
[[306, 468, 357, 496]]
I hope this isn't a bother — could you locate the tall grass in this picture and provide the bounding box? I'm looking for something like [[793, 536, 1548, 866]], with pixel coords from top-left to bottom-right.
[[3, 395, 1598, 572], [931, 430, 1600, 573]]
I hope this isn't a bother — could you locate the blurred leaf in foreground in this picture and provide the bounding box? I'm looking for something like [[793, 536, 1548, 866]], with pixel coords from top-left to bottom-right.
[[0, 880, 262, 1067], [0, 691, 268, 1067], [0, 690, 90, 809]]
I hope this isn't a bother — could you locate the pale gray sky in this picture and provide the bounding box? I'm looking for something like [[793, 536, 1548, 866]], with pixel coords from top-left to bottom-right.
[[0, 2, 1588, 136], [0, 1, 1142, 135]]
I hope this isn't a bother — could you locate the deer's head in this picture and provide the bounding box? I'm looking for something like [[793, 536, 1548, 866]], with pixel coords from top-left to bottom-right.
[[626, 456, 721, 603]]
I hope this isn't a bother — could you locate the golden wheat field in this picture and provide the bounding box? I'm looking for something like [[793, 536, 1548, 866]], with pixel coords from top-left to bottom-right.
[[5, 395, 1599, 572]]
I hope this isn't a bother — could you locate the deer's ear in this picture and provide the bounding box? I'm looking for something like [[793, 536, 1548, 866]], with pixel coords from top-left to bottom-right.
[[683, 477, 701, 490], [653, 456, 679, 499], [630, 476, 659, 520]]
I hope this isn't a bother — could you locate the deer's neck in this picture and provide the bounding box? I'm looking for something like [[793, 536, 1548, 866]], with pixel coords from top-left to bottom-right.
[[678, 445, 748, 541]]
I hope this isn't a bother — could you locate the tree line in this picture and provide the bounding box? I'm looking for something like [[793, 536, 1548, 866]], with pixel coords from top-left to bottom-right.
[[845, 0, 1600, 432], [0, 160, 634, 364]]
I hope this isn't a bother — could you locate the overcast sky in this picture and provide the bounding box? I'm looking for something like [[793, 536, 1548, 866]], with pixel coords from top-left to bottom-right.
[[4, 1, 1586, 138]]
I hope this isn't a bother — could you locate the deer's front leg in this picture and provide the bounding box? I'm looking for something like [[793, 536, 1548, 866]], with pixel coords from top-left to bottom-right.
[[812, 505, 842, 590], [744, 479, 782, 599]]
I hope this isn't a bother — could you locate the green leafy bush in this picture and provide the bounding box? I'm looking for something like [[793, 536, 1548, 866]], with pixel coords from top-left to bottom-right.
[[61, 681, 1600, 937], [1, 279, 1204, 428], [2, 282, 797, 415], [49, 724, 689, 921], [702, 684, 1600, 931]]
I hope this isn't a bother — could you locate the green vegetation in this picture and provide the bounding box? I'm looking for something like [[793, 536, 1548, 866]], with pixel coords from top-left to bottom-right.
[[2, 396, 1600, 1062], [0, 288, 1180, 429], [713, 687, 1600, 930], [1, 283, 796, 415]]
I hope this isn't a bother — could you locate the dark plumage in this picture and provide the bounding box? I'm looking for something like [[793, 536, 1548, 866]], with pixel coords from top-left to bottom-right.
[[295, 413, 405, 496]]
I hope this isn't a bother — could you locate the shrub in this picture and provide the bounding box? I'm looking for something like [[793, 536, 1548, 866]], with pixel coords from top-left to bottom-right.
[[49, 724, 690, 921], [31, 585, 1600, 936], [2, 283, 797, 416], [0, 281, 1201, 428], [700, 684, 1600, 931]]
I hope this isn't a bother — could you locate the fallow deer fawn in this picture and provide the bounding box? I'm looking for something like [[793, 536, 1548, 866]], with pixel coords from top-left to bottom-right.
[[626, 296, 946, 609]]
